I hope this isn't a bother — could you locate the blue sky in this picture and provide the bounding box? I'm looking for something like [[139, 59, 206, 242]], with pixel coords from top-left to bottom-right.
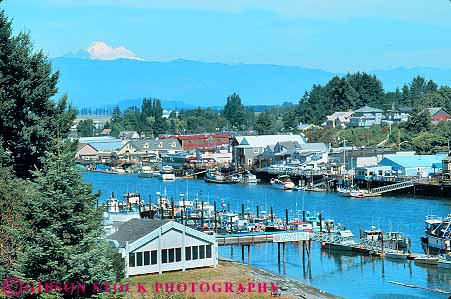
[[3, 0, 451, 72]]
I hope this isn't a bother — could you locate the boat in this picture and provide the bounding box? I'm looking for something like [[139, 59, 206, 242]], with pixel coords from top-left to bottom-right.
[[138, 165, 159, 178], [242, 171, 258, 184], [414, 255, 439, 265], [204, 169, 238, 184], [421, 214, 451, 255], [321, 230, 357, 251], [386, 251, 409, 260], [270, 175, 295, 190], [438, 255, 451, 269], [336, 187, 352, 197], [159, 166, 176, 180]]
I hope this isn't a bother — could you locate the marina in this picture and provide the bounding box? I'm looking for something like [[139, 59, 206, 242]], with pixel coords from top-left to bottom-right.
[[85, 171, 451, 299]]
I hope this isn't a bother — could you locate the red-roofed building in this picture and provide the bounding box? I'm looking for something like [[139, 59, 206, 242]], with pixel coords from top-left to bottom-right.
[[160, 133, 230, 151]]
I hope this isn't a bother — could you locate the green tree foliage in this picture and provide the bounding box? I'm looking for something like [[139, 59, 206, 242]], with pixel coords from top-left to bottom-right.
[[17, 140, 123, 297], [77, 119, 95, 137], [255, 111, 276, 135], [0, 10, 75, 178], [222, 93, 246, 129], [405, 110, 432, 133]]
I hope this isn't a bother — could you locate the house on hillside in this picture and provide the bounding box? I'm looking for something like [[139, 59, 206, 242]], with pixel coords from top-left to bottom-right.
[[385, 106, 413, 123], [349, 106, 384, 127], [107, 219, 218, 277], [232, 135, 307, 167], [424, 107, 451, 125], [323, 111, 354, 128]]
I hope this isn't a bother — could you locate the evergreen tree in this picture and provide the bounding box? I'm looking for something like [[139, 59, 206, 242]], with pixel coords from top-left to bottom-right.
[[77, 119, 95, 137], [222, 93, 245, 129], [0, 9, 75, 178], [17, 140, 123, 298], [255, 111, 276, 135]]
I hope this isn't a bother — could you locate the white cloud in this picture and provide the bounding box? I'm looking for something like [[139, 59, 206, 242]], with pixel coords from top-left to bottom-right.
[[87, 41, 143, 60]]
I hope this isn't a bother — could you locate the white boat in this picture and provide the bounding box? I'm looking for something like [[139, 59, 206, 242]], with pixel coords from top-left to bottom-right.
[[111, 167, 126, 174], [243, 172, 258, 184], [138, 166, 158, 178], [270, 176, 295, 190], [160, 166, 176, 180], [336, 187, 352, 197], [386, 251, 409, 260], [414, 255, 439, 265]]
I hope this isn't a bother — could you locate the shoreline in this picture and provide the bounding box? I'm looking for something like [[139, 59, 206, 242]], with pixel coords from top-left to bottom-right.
[[219, 257, 342, 299]]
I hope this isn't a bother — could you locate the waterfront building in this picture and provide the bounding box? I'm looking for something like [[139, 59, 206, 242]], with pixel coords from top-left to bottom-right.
[[160, 133, 230, 151], [108, 218, 218, 277], [116, 138, 182, 162], [328, 147, 401, 172], [75, 143, 98, 161], [354, 165, 394, 180], [443, 155, 451, 181], [232, 134, 307, 168], [424, 107, 451, 125], [323, 111, 354, 128], [349, 106, 384, 127], [378, 154, 447, 177], [260, 142, 328, 167]]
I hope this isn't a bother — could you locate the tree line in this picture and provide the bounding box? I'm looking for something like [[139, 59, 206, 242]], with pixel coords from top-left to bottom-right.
[[0, 4, 123, 297]]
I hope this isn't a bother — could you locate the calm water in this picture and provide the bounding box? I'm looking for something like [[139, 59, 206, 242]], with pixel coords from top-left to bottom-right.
[[83, 172, 451, 299]]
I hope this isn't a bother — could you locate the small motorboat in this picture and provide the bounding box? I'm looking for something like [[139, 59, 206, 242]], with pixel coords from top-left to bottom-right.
[[270, 175, 295, 190], [336, 187, 352, 197], [242, 171, 258, 184], [386, 251, 409, 260], [414, 255, 439, 265]]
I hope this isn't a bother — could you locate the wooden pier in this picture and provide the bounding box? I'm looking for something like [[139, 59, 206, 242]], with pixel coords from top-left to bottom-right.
[[215, 230, 311, 246]]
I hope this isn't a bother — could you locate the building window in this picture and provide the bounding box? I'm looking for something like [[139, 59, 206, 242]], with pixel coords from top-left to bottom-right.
[[199, 245, 205, 259], [136, 252, 143, 267], [144, 251, 150, 266], [151, 250, 157, 265], [162, 249, 168, 264], [176, 248, 181, 262], [206, 245, 212, 258], [169, 248, 175, 263], [129, 253, 135, 267], [192, 246, 199, 260], [185, 247, 191, 261]]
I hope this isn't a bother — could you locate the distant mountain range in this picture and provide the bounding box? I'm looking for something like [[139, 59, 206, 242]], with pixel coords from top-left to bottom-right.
[[51, 57, 451, 110]]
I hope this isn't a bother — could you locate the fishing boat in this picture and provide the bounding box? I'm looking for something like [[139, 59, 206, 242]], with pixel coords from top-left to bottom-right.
[[242, 171, 258, 184], [414, 255, 439, 265], [270, 175, 295, 190], [159, 166, 176, 181], [321, 230, 357, 251], [421, 214, 451, 255]]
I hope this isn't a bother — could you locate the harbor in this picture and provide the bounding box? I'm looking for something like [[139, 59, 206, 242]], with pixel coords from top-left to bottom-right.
[[85, 171, 451, 299]]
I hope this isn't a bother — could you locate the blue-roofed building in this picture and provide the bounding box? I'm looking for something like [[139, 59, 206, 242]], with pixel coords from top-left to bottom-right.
[[79, 136, 124, 152], [378, 154, 447, 177]]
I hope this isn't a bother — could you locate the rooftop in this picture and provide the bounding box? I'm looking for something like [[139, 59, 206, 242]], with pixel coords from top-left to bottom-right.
[[381, 154, 448, 167], [108, 218, 170, 247], [354, 105, 383, 114], [78, 136, 123, 152], [238, 135, 306, 148]]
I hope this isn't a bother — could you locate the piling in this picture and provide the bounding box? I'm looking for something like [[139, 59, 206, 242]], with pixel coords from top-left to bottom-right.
[[247, 245, 250, 265], [256, 205, 259, 218], [241, 203, 245, 218], [270, 207, 274, 222], [319, 213, 323, 232], [285, 209, 289, 228], [201, 201, 204, 229], [171, 197, 175, 219], [214, 201, 217, 231], [303, 210, 306, 222], [241, 245, 245, 264]]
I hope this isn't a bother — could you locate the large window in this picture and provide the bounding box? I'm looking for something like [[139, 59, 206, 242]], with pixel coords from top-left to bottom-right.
[[206, 245, 212, 258], [144, 251, 150, 266], [176, 248, 182, 262], [136, 252, 143, 267], [151, 250, 157, 265], [192, 246, 199, 260], [169, 248, 175, 263], [162, 249, 168, 264], [129, 253, 135, 267], [185, 247, 191, 261], [199, 245, 205, 259]]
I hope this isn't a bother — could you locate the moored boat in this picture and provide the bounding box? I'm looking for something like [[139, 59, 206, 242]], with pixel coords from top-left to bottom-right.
[[386, 251, 409, 260], [242, 171, 258, 184], [421, 214, 451, 255], [270, 175, 295, 190], [160, 165, 176, 180], [414, 255, 439, 265], [138, 165, 159, 178]]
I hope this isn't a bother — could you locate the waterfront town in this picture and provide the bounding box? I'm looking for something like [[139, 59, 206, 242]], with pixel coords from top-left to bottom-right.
[[2, 1, 451, 299]]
